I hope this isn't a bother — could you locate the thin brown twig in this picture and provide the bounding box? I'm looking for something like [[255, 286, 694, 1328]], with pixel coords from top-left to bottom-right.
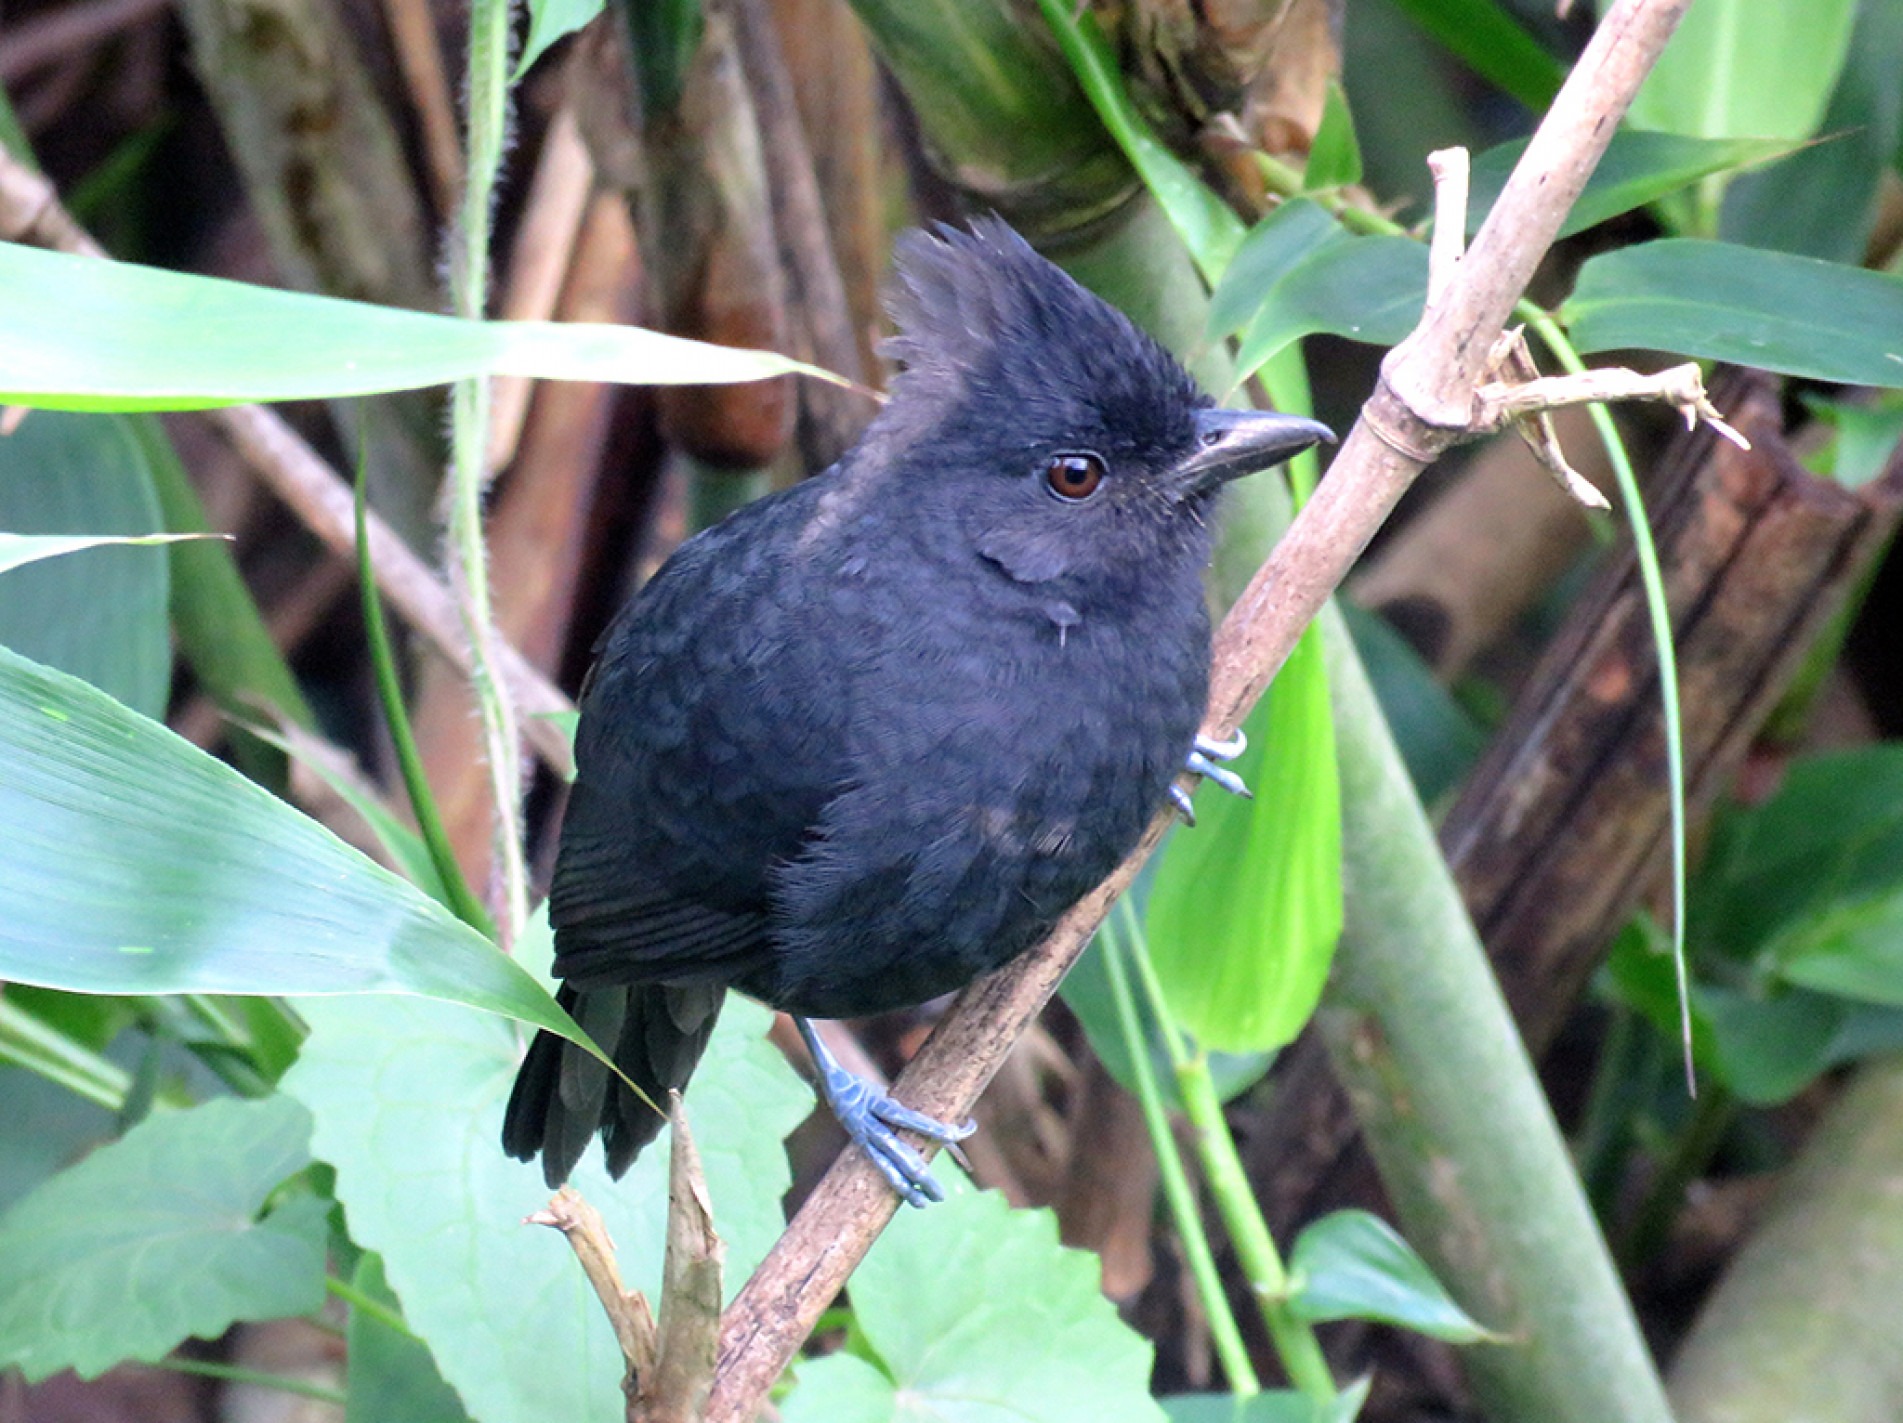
[[377, 0, 464, 216], [0, 0, 169, 83], [703, 1, 1692, 1415]]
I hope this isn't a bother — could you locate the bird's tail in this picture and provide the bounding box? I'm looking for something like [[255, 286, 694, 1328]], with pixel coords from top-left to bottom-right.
[[501, 981, 725, 1187]]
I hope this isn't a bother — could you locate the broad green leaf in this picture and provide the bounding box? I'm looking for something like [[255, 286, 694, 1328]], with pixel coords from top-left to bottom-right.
[[514, 0, 604, 80], [1617, 0, 1856, 145], [1467, 131, 1806, 241], [1386, 0, 1562, 111], [1206, 200, 1344, 343], [0, 242, 827, 411], [1561, 240, 1903, 390], [1720, 0, 1903, 262], [0, 1095, 326, 1380], [0, 410, 171, 716], [0, 1065, 116, 1211], [782, 1187, 1164, 1423], [282, 970, 810, 1423], [1773, 889, 1903, 1009], [1804, 393, 1903, 489], [1287, 1210, 1493, 1343], [1235, 238, 1428, 385], [345, 1254, 472, 1423], [0, 643, 580, 1046], [0, 530, 210, 575], [1146, 626, 1342, 1054], [1302, 82, 1363, 193]]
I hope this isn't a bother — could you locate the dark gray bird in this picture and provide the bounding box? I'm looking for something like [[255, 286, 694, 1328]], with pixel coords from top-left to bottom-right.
[[503, 218, 1330, 1205]]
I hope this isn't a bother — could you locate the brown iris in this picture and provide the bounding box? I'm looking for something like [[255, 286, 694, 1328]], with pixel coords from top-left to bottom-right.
[[1044, 452, 1106, 501]]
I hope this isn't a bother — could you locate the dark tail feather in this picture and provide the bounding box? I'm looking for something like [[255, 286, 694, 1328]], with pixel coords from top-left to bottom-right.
[[502, 982, 725, 1187]]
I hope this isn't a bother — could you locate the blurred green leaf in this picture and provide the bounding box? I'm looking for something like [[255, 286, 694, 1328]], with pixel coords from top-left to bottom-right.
[[1720, 0, 1903, 261], [283, 980, 811, 1423], [1803, 393, 1903, 489], [1161, 1389, 1343, 1423], [1468, 131, 1805, 240], [1146, 627, 1342, 1054], [1206, 200, 1344, 343], [514, 0, 604, 80], [1236, 238, 1428, 385], [345, 1253, 472, 1423], [0, 243, 826, 412], [1618, 0, 1856, 144], [782, 1187, 1164, 1423], [0, 1095, 325, 1380], [0, 644, 584, 1050], [626, 0, 703, 116], [0, 411, 171, 717], [1773, 889, 1903, 1008], [1386, 0, 1563, 110], [1342, 603, 1487, 805], [1561, 240, 1903, 389], [1287, 1210, 1494, 1342], [1303, 82, 1363, 192]]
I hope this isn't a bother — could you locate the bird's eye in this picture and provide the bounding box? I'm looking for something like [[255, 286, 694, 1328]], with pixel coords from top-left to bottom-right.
[[1043, 452, 1106, 502]]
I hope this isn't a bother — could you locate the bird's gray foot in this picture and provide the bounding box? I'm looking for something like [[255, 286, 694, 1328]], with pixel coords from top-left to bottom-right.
[[1172, 729, 1253, 825], [797, 1018, 973, 1209]]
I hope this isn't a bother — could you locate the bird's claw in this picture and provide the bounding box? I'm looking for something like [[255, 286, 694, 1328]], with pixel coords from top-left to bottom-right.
[[1172, 729, 1252, 823], [799, 1019, 972, 1209]]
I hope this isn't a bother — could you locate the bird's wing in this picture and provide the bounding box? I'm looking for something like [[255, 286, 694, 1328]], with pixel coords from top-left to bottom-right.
[[550, 479, 859, 989]]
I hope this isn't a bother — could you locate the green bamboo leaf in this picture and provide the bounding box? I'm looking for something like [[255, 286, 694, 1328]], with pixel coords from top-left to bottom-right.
[[1235, 237, 1428, 385], [1615, 0, 1856, 144], [0, 643, 581, 1046], [1386, 0, 1563, 110], [1561, 240, 1903, 389], [1467, 131, 1807, 240], [1206, 199, 1344, 343], [0, 410, 173, 717], [513, 0, 604, 81], [0, 530, 211, 574], [0, 242, 830, 411], [0, 1095, 326, 1380], [1145, 626, 1343, 1054], [1287, 1210, 1495, 1343], [1302, 82, 1363, 192]]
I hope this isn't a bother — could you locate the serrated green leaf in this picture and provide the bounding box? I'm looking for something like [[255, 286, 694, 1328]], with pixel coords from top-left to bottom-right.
[[1146, 627, 1342, 1054], [0, 410, 171, 716], [1206, 200, 1344, 343], [0, 643, 581, 1049], [0, 242, 827, 412], [1467, 131, 1806, 241], [1235, 238, 1428, 385], [281, 975, 810, 1423], [1302, 82, 1362, 192], [513, 0, 604, 80], [1386, 0, 1562, 110], [1562, 240, 1903, 389], [345, 1253, 472, 1423], [1287, 1210, 1493, 1343], [783, 1188, 1164, 1423], [0, 1095, 326, 1380]]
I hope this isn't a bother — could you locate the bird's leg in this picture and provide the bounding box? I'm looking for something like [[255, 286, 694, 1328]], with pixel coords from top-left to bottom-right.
[[796, 1017, 975, 1209], [1171, 729, 1253, 824]]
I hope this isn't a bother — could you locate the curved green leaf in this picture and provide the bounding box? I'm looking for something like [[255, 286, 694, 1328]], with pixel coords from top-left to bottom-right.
[[1206, 199, 1344, 344], [0, 1095, 325, 1380], [1387, 0, 1563, 111], [0, 643, 577, 1043], [0, 242, 830, 411], [514, 0, 604, 80], [1287, 1210, 1494, 1343], [1236, 237, 1428, 384], [0, 530, 211, 575], [1146, 626, 1343, 1054], [1561, 240, 1903, 389], [0, 411, 172, 716]]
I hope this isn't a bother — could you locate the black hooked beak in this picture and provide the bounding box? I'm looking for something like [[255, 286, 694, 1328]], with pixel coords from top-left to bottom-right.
[[1170, 408, 1335, 498]]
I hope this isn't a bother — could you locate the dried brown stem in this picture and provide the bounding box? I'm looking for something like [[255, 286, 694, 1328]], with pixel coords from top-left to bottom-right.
[[704, 2, 1690, 1416]]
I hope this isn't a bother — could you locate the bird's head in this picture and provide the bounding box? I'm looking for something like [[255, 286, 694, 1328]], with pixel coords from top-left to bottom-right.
[[859, 218, 1332, 594]]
